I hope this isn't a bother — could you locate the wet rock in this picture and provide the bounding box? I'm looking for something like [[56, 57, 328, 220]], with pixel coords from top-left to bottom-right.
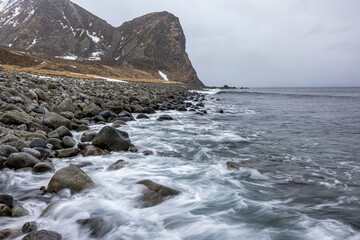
[[33, 162, 54, 173], [58, 98, 75, 113], [92, 115, 106, 122], [143, 150, 154, 156], [0, 110, 31, 125], [22, 230, 62, 240], [33, 147, 55, 158], [144, 107, 156, 114], [0, 204, 11, 217], [76, 217, 112, 238], [59, 111, 74, 119], [136, 114, 150, 119], [0, 158, 3, 170], [107, 160, 127, 171], [226, 161, 241, 170], [0, 145, 18, 157], [22, 148, 42, 159], [176, 105, 187, 111], [53, 126, 72, 138], [55, 147, 80, 158], [80, 130, 97, 142], [29, 138, 47, 148], [47, 131, 59, 139], [12, 205, 29, 217], [0, 194, 14, 208], [157, 115, 174, 121], [92, 126, 131, 152], [47, 165, 94, 194], [5, 153, 40, 170], [22, 221, 37, 234], [99, 110, 117, 119], [80, 145, 109, 157], [0, 228, 16, 239], [62, 136, 76, 148], [47, 138, 62, 150], [137, 179, 180, 207], [83, 103, 101, 117], [217, 109, 224, 113], [76, 124, 90, 132], [43, 112, 72, 129], [15, 140, 29, 151]]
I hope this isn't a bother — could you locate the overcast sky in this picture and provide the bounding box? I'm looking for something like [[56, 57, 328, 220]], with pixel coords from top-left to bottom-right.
[[71, 0, 360, 87]]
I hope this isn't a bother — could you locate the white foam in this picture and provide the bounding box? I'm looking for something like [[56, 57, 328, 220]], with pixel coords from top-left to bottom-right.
[[159, 70, 168, 81]]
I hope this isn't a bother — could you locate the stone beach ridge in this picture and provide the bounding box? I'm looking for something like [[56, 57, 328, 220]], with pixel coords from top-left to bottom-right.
[[0, 66, 210, 239]]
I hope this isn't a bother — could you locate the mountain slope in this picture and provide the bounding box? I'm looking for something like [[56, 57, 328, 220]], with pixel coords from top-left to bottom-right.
[[0, 0, 203, 85]]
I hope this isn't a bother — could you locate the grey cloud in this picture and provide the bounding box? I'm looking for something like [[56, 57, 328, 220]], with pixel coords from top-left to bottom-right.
[[71, 0, 360, 87]]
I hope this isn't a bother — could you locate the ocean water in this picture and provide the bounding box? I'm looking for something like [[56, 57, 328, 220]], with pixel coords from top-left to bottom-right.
[[1, 87, 360, 240]]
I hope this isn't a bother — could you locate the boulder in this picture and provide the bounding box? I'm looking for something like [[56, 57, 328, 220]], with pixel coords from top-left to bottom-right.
[[55, 147, 80, 158], [12, 205, 29, 217], [47, 138, 63, 150], [80, 131, 97, 142], [0, 204, 11, 217], [29, 138, 47, 148], [143, 150, 154, 156], [107, 160, 127, 171], [99, 110, 117, 119], [226, 161, 241, 170], [0, 145, 18, 157], [5, 153, 40, 170], [62, 136, 76, 148], [0, 110, 31, 125], [22, 148, 42, 159], [137, 180, 180, 207], [157, 115, 174, 121], [92, 126, 131, 152], [47, 165, 94, 194], [53, 126, 72, 138], [22, 230, 62, 240], [80, 145, 109, 157], [58, 98, 75, 113], [33, 162, 54, 173], [76, 217, 112, 238], [22, 221, 37, 234], [83, 103, 101, 117], [136, 114, 150, 119], [0, 194, 14, 208], [43, 112, 71, 129]]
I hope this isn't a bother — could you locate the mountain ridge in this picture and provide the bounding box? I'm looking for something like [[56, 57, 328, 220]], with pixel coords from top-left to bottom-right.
[[0, 0, 203, 85]]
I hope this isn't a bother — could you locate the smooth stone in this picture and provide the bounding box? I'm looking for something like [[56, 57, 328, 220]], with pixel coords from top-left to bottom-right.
[[80, 145, 109, 157], [47, 138, 63, 150], [55, 147, 80, 158], [0, 110, 31, 125], [0, 194, 14, 208], [143, 150, 154, 156], [43, 112, 71, 129], [53, 126, 72, 138], [15, 140, 29, 151], [22, 230, 62, 240], [157, 115, 174, 121], [33, 162, 54, 173], [29, 138, 47, 148], [137, 180, 180, 207], [22, 221, 37, 234], [76, 217, 112, 238], [47, 165, 94, 194], [11, 205, 29, 217], [80, 131, 97, 142], [5, 153, 40, 170], [107, 160, 127, 171], [62, 136, 76, 148], [22, 148, 42, 159], [92, 126, 131, 152], [0, 145, 18, 157], [0, 204, 11, 217], [33, 147, 55, 157], [136, 114, 150, 119]]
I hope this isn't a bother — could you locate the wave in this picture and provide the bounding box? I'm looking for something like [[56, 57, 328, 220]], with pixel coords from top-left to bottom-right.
[[216, 90, 360, 99]]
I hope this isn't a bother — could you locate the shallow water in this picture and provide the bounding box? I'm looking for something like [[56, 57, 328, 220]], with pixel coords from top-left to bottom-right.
[[1, 87, 360, 240]]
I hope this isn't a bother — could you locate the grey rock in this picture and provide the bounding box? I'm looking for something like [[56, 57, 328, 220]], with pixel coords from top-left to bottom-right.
[[22, 221, 37, 234], [12, 205, 29, 217], [0, 204, 11, 217], [0, 110, 31, 125], [0, 145, 18, 157], [29, 138, 47, 148], [22, 230, 62, 240], [80, 131, 97, 142], [15, 140, 29, 151], [136, 114, 150, 119], [80, 145, 109, 157], [76, 217, 112, 238], [143, 150, 154, 156], [58, 98, 75, 113], [5, 153, 40, 170], [54, 126, 72, 138], [33, 162, 54, 173], [62, 136, 76, 148], [22, 148, 42, 159], [108, 160, 127, 171], [0, 194, 14, 208], [43, 112, 71, 129], [92, 126, 131, 152], [47, 138, 63, 150], [47, 165, 94, 194], [157, 115, 174, 121], [55, 147, 80, 158]]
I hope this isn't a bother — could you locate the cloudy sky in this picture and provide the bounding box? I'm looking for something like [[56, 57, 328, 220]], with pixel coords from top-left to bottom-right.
[[71, 0, 360, 87]]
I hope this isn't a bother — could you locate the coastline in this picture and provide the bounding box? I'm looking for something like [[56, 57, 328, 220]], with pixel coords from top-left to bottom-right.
[[0, 69, 208, 239]]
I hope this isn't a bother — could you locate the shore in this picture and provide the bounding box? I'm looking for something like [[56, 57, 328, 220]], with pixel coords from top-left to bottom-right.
[[0, 68, 208, 239]]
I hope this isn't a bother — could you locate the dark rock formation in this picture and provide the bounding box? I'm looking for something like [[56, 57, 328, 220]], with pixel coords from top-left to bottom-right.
[[92, 126, 131, 152]]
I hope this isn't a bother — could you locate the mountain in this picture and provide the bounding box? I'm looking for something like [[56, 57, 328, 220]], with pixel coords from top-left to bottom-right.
[[0, 0, 203, 85]]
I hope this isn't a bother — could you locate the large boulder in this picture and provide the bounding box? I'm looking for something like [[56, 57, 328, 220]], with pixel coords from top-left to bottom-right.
[[137, 180, 180, 207], [43, 112, 71, 129], [47, 165, 94, 194], [5, 153, 40, 170], [92, 126, 131, 152], [22, 230, 62, 240], [0, 110, 31, 125], [0, 194, 14, 208], [55, 147, 80, 158], [33, 162, 54, 173]]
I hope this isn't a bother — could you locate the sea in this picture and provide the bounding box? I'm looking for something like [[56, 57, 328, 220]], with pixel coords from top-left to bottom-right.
[[1, 87, 360, 240]]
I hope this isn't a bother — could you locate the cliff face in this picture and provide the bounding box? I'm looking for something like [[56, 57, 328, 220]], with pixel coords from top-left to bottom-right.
[[0, 0, 203, 85]]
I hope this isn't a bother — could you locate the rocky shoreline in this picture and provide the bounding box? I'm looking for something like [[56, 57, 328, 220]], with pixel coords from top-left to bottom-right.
[[0, 68, 209, 239]]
